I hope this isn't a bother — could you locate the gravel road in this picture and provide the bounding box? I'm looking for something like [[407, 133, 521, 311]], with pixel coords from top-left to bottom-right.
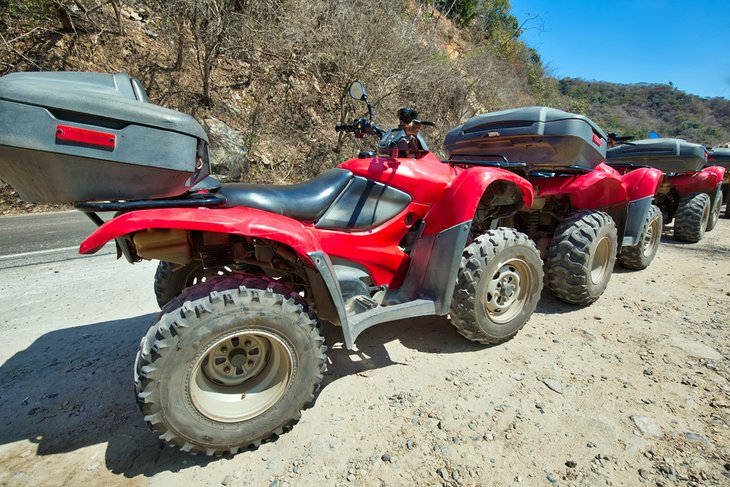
[[0, 215, 728, 487]]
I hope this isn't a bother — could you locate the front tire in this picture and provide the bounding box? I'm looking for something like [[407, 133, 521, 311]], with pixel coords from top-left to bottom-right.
[[673, 193, 710, 242], [546, 211, 618, 305], [618, 204, 662, 270], [449, 228, 543, 345], [135, 274, 326, 456]]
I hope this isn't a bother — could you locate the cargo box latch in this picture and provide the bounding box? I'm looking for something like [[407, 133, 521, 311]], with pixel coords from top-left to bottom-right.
[[56, 124, 116, 150]]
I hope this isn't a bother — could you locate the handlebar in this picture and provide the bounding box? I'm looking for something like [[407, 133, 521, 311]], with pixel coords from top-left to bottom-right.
[[335, 124, 355, 133]]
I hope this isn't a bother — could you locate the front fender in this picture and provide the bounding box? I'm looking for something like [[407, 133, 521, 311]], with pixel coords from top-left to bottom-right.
[[620, 167, 664, 201], [79, 206, 323, 264], [422, 167, 533, 236]]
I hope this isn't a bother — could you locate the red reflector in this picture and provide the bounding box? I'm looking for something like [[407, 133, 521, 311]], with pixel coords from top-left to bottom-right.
[[56, 124, 116, 149], [592, 134, 603, 146]]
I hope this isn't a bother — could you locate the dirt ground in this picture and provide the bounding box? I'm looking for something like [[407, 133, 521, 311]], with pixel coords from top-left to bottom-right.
[[0, 217, 728, 487]]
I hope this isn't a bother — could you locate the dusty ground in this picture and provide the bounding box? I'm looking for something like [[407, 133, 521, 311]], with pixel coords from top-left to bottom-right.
[[0, 217, 728, 487]]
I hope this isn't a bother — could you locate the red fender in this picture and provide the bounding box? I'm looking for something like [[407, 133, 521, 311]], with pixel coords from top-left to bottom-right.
[[533, 163, 627, 209], [702, 165, 726, 185], [668, 166, 725, 195], [79, 206, 322, 264], [423, 167, 534, 236], [619, 167, 664, 201]]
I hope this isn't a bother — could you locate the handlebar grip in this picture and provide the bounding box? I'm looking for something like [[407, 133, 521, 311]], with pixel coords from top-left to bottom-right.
[[335, 124, 355, 133]]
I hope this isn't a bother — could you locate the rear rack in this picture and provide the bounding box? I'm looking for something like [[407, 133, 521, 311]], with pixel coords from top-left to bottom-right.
[[444, 155, 595, 176], [74, 193, 226, 213]]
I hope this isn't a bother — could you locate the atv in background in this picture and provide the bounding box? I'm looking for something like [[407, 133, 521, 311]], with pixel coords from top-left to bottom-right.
[[443, 107, 663, 306], [707, 147, 730, 218], [607, 138, 726, 242], [0, 73, 545, 455]]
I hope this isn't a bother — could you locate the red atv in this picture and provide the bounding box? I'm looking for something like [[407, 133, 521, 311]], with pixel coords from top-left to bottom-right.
[[0, 74, 544, 455], [707, 147, 730, 219], [607, 138, 727, 243], [443, 108, 664, 305]]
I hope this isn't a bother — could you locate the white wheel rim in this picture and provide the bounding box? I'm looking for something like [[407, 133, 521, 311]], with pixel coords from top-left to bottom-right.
[[642, 218, 660, 258], [590, 236, 611, 285], [483, 258, 531, 324], [190, 330, 292, 423]]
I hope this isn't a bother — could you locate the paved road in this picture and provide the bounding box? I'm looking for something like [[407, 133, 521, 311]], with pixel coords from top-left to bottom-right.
[[0, 211, 114, 268]]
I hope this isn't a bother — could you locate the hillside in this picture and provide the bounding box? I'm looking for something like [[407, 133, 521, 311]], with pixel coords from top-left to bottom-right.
[[0, 0, 568, 213], [1, 1, 729, 214], [559, 78, 730, 146]]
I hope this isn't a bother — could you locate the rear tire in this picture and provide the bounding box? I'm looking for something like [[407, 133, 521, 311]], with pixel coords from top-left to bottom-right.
[[135, 274, 326, 456], [618, 204, 662, 270], [673, 193, 710, 242], [449, 228, 543, 345], [546, 211, 618, 305], [154, 261, 232, 308], [705, 190, 722, 232]]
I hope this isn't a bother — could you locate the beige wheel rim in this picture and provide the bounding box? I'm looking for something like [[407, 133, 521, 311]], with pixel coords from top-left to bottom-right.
[[641, 218, 660, 258], [483, 258, 532, 324], [590, 236, 612, 285], [701, 202, 710, 229], [190, 330, 292, 423]]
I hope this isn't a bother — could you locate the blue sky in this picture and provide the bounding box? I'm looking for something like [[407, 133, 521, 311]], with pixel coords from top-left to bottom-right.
[[510, 0, 730, 99]]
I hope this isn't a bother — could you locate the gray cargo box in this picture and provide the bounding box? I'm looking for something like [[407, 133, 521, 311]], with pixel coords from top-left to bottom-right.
[[443, 106, 608, 168], [707, 148, 730, 170], [606, 138, 707, 173], [0, 71, 210, 203]]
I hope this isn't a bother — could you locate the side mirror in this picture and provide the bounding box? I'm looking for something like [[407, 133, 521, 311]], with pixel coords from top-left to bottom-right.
[[348, 81, 367, 101]]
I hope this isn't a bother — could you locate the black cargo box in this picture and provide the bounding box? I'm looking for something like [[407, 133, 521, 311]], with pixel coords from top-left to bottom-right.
[[443, 106, 608, 168], [707, 148, 730, 170], [606, 138, 707, 173], [0, 71, 210, 203]]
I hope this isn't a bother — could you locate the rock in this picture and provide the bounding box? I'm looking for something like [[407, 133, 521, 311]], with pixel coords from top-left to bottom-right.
[[203, 117, 249, 181], [630, 415, 662, 437], [511, 373, 524, 381], [638, 468, 650, 479], [222, 475, 233, 486], [565, 460, 577, 468], [542, 378, 563, 394], [683, 431, 708, 443], [406, 440, 415, 450], [381, 453, 391, 462], [671, 339, 723, 360], [346, 473, 356, 482], [546, 472, 559, 484]]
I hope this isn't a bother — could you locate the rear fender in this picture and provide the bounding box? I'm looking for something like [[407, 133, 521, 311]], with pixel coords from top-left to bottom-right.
[[535, 167, 627, 210], [620, 167, 664, 201], [669, 167, 725, 195], [423, 167, 533, 236], [79, 207, 323, 263]]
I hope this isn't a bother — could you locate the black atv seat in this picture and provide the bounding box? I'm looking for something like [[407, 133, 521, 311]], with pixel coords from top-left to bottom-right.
[[217, 168, 353, 222]]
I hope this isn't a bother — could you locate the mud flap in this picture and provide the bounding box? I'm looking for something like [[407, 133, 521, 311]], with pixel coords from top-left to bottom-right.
[[622, 196, 652, 248]]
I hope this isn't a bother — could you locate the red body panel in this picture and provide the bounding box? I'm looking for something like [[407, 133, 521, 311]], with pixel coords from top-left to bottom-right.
[[531, 163, 627, 209], [80, 153, 535, 289], [666, 166, 726, 194], [339, 152, 457, 204]]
